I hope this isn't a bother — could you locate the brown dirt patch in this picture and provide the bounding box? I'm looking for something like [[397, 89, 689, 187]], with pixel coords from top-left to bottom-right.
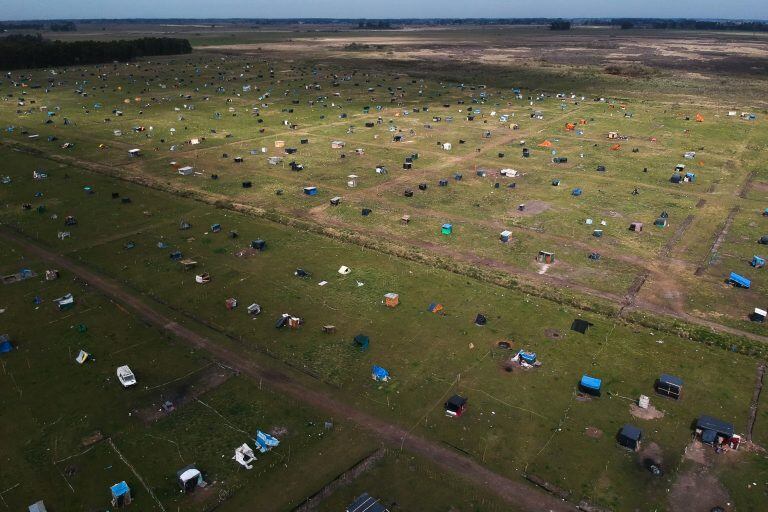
[[585, 426, 603, 439], [638, 441, 664, 466], [630, 403, 665, 420], [508, 200, 551, 217], [544, 328, 563, 340], [669, 467, 730, 512]]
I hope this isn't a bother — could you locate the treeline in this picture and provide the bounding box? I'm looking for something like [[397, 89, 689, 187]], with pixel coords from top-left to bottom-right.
[[0, 21, 76, 31], [0, 35, 192, 70], [357, 20, 394, 30], [584, 18, 768, 31], [549, 20, 572, 31]]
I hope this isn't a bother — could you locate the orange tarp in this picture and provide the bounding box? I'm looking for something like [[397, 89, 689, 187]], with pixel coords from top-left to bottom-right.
[[565, 123, 576, 131], [538, 140, 553, 148], [610, 144, 621, 151], [695, 113, 704, 122]]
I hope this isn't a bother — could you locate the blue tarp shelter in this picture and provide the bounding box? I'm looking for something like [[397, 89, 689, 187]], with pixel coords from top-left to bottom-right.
[[752, 256, 765, 268], [354, 334, 370, 351], [371, 365, 390, 382], [518, 351, 536, 364], [572, 188, 582, 196], [255, 430, 280, 453], [110, 481, 131, 506], [0, 340, 13, 354], [728, 272, 751, 288], [441, 223, 452, 235], [579, 374, 602, 396]]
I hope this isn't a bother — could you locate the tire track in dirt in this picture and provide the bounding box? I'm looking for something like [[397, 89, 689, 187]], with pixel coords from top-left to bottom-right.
[[0, 227, 577, 512]]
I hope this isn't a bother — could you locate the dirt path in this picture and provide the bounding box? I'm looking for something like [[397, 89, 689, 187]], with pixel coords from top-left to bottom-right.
[[0, 227, 576, 512]]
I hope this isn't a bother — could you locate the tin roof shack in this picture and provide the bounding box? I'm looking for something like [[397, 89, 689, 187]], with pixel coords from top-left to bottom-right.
[[695, 415, 740, 450], [617, 424, 642, 451], [445, 394, 467, 417], [655, 374, 683, 400]]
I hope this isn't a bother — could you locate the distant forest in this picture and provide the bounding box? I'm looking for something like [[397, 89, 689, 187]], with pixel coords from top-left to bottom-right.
[[0, 35, 192, 70]]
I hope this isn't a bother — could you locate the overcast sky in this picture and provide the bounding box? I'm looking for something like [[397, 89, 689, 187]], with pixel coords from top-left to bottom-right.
[[5, 0, 767, 21]]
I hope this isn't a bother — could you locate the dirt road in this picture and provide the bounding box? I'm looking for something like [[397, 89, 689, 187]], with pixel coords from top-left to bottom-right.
[[0, 227, 576, 512]]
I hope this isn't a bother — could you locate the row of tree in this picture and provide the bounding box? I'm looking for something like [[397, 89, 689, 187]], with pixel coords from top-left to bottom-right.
[[0, 35, 192, 70]]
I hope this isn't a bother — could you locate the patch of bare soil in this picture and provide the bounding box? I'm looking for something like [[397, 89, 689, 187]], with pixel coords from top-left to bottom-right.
[[752, 182, 768, 193], [508, 200, 551, 217], [639, 441, 664, 467], [136, 365, 235, 424], [630, 403, 665, 420], [585, 426, 603, 439], [544, 328, 562, 340], [683, 440, 711, 465], [669, 467, 730, 512]]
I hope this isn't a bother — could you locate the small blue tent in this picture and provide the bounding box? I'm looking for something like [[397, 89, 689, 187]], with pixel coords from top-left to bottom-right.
[[303, 186, 318, 196], [572, 188, 582, 197], [752, 256, 765, 268], [0, 340, 13, 354], [728, 272, 751, 288], [518, 351, 536, 364], [255, 430, 280, 453], [371, 365, 390, 382], [579, 374, 602, 396]]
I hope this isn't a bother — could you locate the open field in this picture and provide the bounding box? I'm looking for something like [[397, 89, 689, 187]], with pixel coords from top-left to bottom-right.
[[1, 23, 767, 512]]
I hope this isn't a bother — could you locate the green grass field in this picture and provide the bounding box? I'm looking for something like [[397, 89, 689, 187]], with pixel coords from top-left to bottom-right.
[[1, 24, 767, 512]]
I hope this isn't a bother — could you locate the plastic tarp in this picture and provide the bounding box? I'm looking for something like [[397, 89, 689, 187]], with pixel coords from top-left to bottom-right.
[[111, 481, 130, 498], [728, 272, 751, 288], [179, 468, 201, 484], [580, 375, 602, 391], [371, 365, 390, 382], [255, 430, 280, 453], [233, 443, 256, 469], [0, 341, 13, 354]]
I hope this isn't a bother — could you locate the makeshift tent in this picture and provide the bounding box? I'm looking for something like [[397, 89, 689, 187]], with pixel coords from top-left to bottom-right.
[[695, 113, 704, 122], [728, 272, 751, 289], [441, 223, 452, 235], [247, 303, 262, 316], [500, 230, 512, 243], [0, 340, 13, 354], [538, 140, 553, 148], [445, 395, 467, 417], [572, 188, 582, 196], [518, 350, 537, 364], [630, 222, 643, 232], [347, 493, 390, 512], [251, 239, 266, 251], [371, 365, 390, 382], [571, 319, 593, 334], [75, 350, 90, 364], [656, 374, 683, 399], [233, 444, 256, 469], [255, 430, 280, 453], [752, 308, 767, 323], [28, 501, 47, 512], [177, 466, 204, 492], [427, 303, 444, 313], [579, 374, 602, 396], [617, 425, 642, 451], [338, 266, 351, 275], [384, 293, 399, 307], [354, 334, 370, 351], [110, 481, 131, 507], [54, 293, 75, 310], [475, 313, 487, 326], [303, 186, 318, 196], [751, 256, 765, 268]]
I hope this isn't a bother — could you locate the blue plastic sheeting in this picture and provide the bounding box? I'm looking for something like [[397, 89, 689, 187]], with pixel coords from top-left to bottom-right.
[[371, 365, 390, 381], [111, 481, 130, 498], [254, 430, 280, 453], [0, 341, 13, 353], [580, 374, 602, 390], [728, 272, 751, 288]]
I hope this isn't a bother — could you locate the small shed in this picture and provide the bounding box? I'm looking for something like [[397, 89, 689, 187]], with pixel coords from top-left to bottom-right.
[[445, 395, 467, 417], [617, 425, 642, 451], [579, 374, 602, 396], [656, 374, 683, 399], [537, 251, 555, 264]]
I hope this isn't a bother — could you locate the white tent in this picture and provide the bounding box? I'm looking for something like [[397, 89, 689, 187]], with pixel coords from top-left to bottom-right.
[[233, 444, 256, 469], [75, 350, 89, 364], [338, 266, 351, 275]]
